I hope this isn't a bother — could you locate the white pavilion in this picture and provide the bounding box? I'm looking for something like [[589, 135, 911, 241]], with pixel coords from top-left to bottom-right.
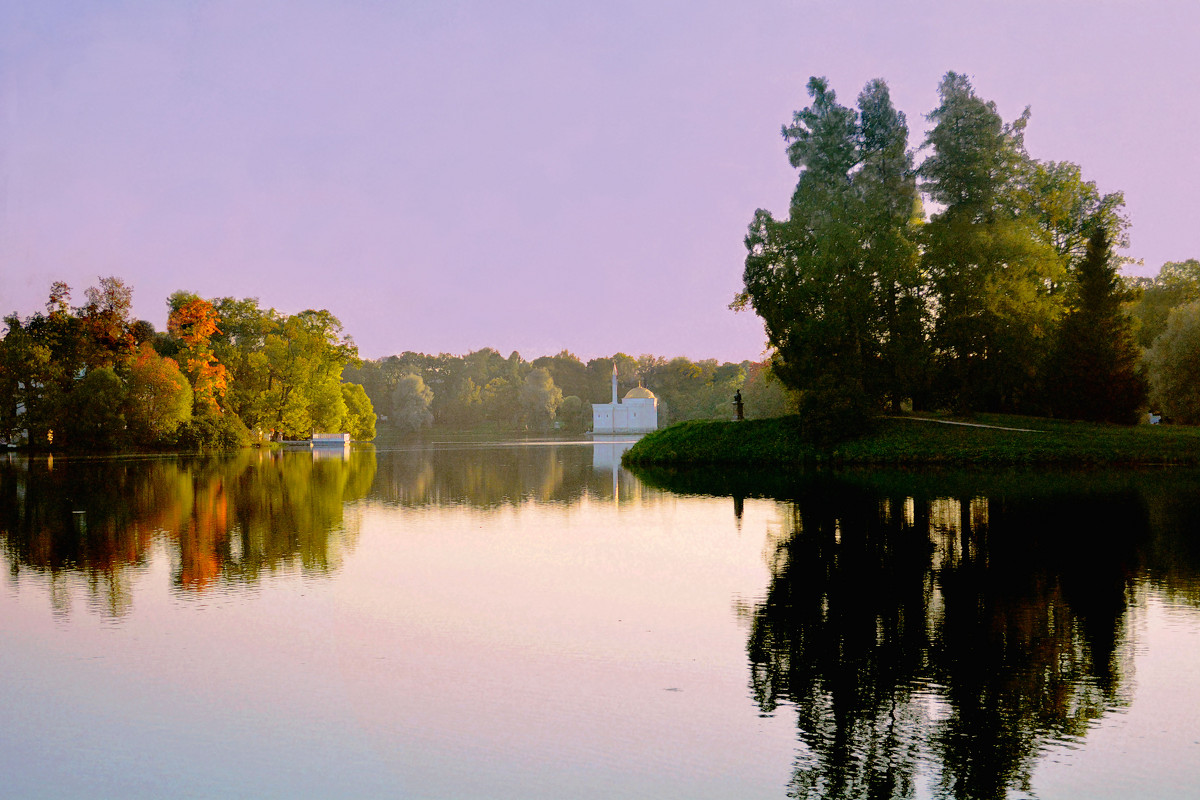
[[592, 366, 658, 434]]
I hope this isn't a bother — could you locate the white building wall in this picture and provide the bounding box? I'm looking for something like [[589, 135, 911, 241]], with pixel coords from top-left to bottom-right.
[[591, 398, 657, 434]]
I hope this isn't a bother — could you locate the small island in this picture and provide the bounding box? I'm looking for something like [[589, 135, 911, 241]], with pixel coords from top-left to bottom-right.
[[623, 413, 1200, 468], [627, 73, 1200, 470]]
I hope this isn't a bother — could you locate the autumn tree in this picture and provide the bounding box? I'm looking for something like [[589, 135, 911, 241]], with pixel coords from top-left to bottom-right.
[[79, 276, 136, 369], [168, 297, 228, 415]]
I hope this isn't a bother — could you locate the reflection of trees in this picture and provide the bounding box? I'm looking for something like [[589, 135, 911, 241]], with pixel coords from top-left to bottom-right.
[[746, 479, 935, 799], [734, 470, 1191, 800], [927, 490, 1141, 799], [370, 443, 648, 508], [0, 449, 375, 614]]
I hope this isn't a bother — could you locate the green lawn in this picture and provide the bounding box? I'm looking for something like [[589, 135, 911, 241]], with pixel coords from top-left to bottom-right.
[[622, 413, 1200, 467]]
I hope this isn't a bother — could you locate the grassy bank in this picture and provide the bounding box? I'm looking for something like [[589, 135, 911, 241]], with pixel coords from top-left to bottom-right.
[[622, 413, 1200, 467]]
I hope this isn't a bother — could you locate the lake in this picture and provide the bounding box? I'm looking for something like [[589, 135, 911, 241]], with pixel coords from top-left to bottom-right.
[[2, 442, 1199, 799]]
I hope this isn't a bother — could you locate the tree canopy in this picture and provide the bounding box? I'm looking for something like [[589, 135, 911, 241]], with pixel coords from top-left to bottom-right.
[[0, 280, 375, 450], [739, 72, 1148, 428]]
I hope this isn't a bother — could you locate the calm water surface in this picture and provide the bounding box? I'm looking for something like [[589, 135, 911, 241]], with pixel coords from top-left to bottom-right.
[[2, 443, 1198, 799]]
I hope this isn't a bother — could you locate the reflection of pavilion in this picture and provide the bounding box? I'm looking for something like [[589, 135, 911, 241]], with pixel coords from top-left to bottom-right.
[[311, 445, 350, 462], [591, 436, 641, 502]]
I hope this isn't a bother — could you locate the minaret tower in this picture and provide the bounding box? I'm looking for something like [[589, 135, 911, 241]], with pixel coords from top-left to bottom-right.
[[611, 362, 618, 405]]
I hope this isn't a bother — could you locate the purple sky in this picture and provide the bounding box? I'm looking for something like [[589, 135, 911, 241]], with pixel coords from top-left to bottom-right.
[[2, 1, 1197, 363]]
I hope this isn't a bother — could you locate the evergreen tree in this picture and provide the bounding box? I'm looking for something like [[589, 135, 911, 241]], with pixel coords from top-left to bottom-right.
[[1042, 227, 1146, 423]]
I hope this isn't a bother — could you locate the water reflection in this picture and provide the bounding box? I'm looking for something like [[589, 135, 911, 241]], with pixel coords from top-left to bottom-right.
[[369, 440, 651, 508], [0, 441, 654, 616], [0, 449, 375, 614], [639, 466, 1200, 800]]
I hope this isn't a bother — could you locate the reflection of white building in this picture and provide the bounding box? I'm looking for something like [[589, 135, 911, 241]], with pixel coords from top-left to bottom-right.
[[592, 366, 658, 434]]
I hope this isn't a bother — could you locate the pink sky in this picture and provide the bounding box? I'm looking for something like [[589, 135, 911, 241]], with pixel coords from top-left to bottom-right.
[[2, 1, 1197, 362]]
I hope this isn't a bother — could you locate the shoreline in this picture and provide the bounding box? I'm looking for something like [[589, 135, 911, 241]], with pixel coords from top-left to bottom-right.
[[621, 414, 1200, 468]]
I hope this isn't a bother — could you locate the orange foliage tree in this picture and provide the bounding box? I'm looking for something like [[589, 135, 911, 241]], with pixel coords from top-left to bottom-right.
[[168, 298, 229, 414]]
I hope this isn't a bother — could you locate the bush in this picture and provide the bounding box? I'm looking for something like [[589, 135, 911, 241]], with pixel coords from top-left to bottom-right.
[[798, 375, 877, 445], [175, 410, 251, 451]]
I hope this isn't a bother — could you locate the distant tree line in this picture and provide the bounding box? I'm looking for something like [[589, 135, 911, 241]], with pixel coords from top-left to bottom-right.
[[737, 72, 1179, 433], [0, 279, 375, 450], [343, 349, 796, 436]]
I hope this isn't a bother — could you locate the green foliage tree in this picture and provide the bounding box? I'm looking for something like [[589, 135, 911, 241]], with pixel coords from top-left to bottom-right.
[[258, 309, 359, 438], [391, 373, 434, 433], [0, 283, 87, 446], [1145, 300, 1200, 423], [585, 354, 640, 404], [340, 382, 377, 440], [557, 395, 588, 432], [1129, 259, 1200, 348], [125, 343, 193, 445], [532, 350, 589, 401], [856, 79, 928, 410], [919, 72, 1063, 411], [740, 76, 922, 430], [209, 297, 277, 430], [519, 367, 563, 430], [60, 367, 127, 450], [1041, 228, 1147, 423], [1020, 160, 1130, 275]]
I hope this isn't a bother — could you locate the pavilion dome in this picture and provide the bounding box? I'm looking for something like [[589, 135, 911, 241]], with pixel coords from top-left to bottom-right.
[[624, 385, 656, 400]]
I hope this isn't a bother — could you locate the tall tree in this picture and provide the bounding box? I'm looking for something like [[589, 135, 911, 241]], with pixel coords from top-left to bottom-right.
[[168, 297, 229, 415], [1042, 227, 1146, 423], [920, 72, 1063, 411], [740, 76, 921, 428], [79, 276, 136, 369], [260, 309, 358, 437], [855, 78, 927, 409]]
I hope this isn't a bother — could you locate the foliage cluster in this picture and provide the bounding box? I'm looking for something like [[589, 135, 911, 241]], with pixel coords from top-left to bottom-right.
[[0, 279, 375, 451], [1129, 259, 1200, 423], [738, 73, 1150, 429]]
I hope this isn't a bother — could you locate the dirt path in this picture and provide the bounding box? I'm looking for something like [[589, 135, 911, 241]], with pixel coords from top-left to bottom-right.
[[885, 416, 1045, 433]]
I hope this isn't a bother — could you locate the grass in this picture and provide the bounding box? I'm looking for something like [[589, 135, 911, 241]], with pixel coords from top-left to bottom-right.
[[622, 412, 1200, 467]]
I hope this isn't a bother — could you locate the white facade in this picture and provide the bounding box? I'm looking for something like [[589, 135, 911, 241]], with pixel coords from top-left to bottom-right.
[[592, 367, 658, 434]]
